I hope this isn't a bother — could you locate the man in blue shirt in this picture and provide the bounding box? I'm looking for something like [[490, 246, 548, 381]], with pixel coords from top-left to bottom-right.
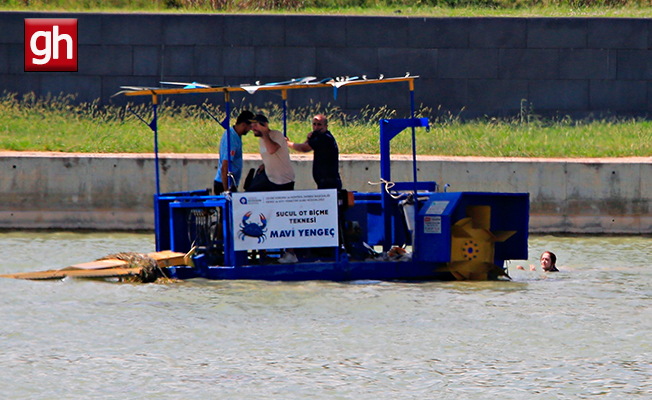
[[214, 110, 254, 194]]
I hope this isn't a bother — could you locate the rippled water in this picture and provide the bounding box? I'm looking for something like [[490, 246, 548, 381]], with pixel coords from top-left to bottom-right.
[[1, 232, 651, 399]]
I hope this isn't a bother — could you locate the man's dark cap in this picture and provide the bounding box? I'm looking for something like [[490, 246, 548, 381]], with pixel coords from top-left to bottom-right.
[[251, 114, 269, 124], [236, 110, 255, 125]]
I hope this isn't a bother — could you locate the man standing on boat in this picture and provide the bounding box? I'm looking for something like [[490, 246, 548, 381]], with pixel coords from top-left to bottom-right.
[[287, 114, 342, 190], [214, 110, 255, 194], [286, 114, 344, 264], [246, 114, 295, 192], [246, 113, 297, 264]]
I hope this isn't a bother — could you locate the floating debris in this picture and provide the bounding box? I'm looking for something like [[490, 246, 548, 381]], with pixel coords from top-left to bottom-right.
[[98, 252, 162, 283]]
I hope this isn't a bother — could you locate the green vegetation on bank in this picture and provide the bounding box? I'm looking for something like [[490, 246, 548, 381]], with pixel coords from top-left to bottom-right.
[[2, 92, 651, 157], [2, 0, 652, 17]]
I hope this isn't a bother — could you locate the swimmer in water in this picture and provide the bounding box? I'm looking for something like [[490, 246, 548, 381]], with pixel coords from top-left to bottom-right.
[[517, 251, 559, 272]]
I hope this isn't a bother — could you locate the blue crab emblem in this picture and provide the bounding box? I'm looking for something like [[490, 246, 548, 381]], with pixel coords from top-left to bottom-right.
[[238, 211, 267, 243]]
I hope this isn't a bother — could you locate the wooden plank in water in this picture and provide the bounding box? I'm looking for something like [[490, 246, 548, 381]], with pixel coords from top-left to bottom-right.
[[148, 251, 189, 267], [0, 250, 190, 281], [0, 267, 142, 280], [61, 259, 129, 270]]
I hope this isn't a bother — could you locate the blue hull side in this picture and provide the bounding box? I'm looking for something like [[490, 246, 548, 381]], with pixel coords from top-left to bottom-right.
[[166, 261, 456, 282]]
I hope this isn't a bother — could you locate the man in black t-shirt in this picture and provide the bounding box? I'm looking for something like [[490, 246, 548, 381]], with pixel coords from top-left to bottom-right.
[[287, 114, 342, 189]]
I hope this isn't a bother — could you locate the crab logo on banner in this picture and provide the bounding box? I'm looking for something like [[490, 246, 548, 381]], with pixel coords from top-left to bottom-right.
[[24, 18, 78, 72], [238, 212, 268, 243], [232, 190, 339, 251]]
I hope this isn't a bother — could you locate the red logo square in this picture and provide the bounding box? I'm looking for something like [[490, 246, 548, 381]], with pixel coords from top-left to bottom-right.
[[25, 18, 78, 72]]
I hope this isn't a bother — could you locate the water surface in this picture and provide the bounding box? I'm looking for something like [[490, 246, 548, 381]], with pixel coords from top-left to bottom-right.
[[1, 232, 651, 399]]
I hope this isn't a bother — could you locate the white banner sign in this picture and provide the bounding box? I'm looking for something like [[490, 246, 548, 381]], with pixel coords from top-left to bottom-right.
[[232, 189, 339, 251]]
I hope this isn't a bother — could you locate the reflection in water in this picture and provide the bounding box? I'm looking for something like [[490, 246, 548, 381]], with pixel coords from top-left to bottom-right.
[[0, 232, 651, 398]]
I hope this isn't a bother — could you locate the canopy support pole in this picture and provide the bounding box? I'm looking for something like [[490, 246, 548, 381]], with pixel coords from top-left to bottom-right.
[[410, 80, 417, 197], [126, 95, 161, 196], [282, 89, 288, 137], [152, 95, 160, 196], [222, 91, 236, 266]]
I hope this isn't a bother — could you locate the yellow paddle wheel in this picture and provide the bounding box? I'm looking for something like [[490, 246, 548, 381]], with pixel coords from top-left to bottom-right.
[[439, 206, 516, 280]]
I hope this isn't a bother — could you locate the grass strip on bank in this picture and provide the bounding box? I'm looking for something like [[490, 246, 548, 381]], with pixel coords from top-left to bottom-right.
[[2, 92, 651, 157], [2, 0, 652, 17]]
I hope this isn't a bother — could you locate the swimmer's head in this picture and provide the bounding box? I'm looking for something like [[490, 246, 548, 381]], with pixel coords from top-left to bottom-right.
[[540, 251, 557, 271]]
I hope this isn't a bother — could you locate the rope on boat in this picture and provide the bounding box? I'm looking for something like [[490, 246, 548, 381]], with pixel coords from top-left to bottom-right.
[[368, 178, 404, 200]]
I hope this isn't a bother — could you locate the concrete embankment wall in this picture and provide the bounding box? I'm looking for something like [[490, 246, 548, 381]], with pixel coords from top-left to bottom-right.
[[1, 151, 650, 233]]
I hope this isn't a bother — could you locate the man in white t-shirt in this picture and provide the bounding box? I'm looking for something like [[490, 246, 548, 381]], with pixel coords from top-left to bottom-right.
[[246, 114, 295, 192]]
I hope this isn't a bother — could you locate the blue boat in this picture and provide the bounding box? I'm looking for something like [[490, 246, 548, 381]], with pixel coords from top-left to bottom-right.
[[123, 76, 529, 282]]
